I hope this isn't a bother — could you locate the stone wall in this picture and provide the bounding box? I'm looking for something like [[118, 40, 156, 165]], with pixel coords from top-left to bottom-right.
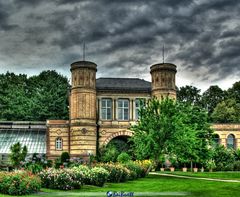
[[47, 120, 69, 160]]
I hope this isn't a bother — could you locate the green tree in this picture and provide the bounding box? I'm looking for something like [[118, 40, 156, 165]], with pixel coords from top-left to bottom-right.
[[177, 85, 202, 106], [201, 85, 225, 118], [0, 70, 69, 121], [28, 70, 69, 120], [211, 99, 240, 123], [227, 81, 240, 103], [130, 98, 213, 167], [213, 145, 235, 171], [10, 142, 28, 168], [0, 73, 30, 120]]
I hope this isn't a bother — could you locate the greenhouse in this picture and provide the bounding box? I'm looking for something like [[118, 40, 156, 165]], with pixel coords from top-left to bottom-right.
[[0, 121, 46, 164]]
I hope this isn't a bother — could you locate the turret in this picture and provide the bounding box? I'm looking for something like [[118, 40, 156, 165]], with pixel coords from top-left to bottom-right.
[[150, 63, 177, 100], [69, 61, 97, 157]]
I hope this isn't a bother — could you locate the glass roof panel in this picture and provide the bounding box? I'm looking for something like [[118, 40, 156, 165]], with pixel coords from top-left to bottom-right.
[[0, 129, 46, 154]]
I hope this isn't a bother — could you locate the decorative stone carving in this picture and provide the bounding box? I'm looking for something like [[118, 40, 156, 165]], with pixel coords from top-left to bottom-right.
[[56, 129, 62, 135], [81, 128, 88, 134], [101, 130, 106, 135]]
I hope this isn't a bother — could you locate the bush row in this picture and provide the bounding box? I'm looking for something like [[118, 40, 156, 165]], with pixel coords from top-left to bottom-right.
[[39, 166, 109, 190], [0, 171, 41, 195], [39, 161, 151, 190]]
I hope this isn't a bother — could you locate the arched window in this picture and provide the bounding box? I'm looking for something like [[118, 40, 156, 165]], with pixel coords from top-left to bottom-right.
[[213, 134, 220, 147], [227, 134, 236, 149], [56, 138, 63, 150]]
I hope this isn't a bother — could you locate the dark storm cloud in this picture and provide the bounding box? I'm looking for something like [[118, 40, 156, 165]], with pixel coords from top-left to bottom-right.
[[0, 0, 239, 90]]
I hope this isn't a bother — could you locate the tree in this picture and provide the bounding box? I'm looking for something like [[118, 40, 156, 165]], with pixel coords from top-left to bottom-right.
[[213, 145, 235, 171], [0, 70, 69, 121], [28, 70, 69, 120], [130, 98, 213, 167], [227, 81, 240, 103], [211, 99, 240, 123], [201, 85, 225, 118], [177, 85, 202, 106], [10, 142, 28, 169]]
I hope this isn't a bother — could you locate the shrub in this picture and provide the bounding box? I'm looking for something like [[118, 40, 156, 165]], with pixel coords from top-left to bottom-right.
[[233, 161, 240, 171], [0, 171, 41, 195], [97, 163, 130, 183], [90, 167, 109, 187], [72, 165, 91, 185], [61, 152, 70, 166], [26, 163, 43, 174], [117, 152, 131, 163], [39, 168, 82, 190], [123, 161, 145, 179], [134, 160, 152, 175]]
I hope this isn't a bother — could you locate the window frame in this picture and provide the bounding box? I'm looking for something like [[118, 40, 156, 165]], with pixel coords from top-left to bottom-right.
[[227, 134, 236, 149], [101, 98, 112, 120], [117, 99, 129, 121], [55, 137, 63, 151]]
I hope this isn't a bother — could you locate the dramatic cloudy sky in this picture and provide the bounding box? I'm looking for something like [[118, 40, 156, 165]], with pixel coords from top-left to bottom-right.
[[0, 0, 239, 91]]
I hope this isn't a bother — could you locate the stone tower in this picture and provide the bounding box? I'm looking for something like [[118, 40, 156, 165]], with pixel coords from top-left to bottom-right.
[[150, 63, 177, 100], [69, 61, 97, 157]]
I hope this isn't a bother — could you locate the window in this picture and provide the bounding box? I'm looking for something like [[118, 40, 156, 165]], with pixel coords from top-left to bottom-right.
[[135, 99, 141, 119], [213, 134, 220, 147], [101, 99, 112, 120], [118, 99, 129, 120], [227, 134, 235, 149], [56, 138, 63, 150]]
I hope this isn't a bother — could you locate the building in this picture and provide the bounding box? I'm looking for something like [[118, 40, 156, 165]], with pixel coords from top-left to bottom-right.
[[0, 60, 239, 161]]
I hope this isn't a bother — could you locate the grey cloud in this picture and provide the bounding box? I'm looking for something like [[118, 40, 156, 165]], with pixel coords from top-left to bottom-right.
[[0, 0, 239, 90]]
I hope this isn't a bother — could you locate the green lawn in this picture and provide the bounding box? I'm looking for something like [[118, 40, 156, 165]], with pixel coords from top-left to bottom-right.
[[157, 170, 240, 180], [1, 174, 240, 197]]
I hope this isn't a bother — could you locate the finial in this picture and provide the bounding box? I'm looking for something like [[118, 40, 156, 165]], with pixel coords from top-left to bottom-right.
[[162, 44, 165, 64], [83, 41, 85, 61]]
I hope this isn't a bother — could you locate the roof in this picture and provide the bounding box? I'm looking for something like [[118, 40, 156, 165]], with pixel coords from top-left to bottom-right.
[[0, 121, 46, 154], [96, 78, 151, 93]]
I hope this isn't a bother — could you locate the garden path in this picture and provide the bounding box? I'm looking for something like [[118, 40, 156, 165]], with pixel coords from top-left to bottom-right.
[[150, 172, 240, 183]]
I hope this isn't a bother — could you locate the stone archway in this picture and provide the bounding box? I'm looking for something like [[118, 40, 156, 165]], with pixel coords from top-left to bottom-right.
[[103, 130, 133, 146]]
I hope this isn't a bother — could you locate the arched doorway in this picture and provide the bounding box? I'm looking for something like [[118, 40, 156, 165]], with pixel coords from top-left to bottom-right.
[[100, 133, 133, 162]]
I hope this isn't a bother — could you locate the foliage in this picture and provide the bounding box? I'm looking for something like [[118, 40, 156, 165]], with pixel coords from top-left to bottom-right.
[[233, 161, 240, 171], [9, 142, 28, 169], [71, 165, 91, 185], [211, 99, 240, 123], [123, 161, 146, 179], [0, 71, 69, 121], [99, 144, 119, 163], [134, 160, 153, 174], [177, 85, 202, 106], [60, 152, 70, 165], [99, 137, 132, 163], [212, 145, 235, 171], [130, 98, 213, 167], [39, 165, 110, 189], [201, 85, 225, 118], [89, 167, 110, 187], [117, 152, 131, 163], [39, 168, 83, 190], [97, 163, 130, 183], [227, 81, 240, 103], [24, 153, 52, 174], [0, 171, 41, 195]]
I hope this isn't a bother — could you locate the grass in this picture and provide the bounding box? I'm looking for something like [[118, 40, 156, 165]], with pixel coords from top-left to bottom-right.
[[1, 174, 240, 197], [157, 170, 240, 180]]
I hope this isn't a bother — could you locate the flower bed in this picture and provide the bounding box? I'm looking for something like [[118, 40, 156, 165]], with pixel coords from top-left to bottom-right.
[[97, 163, 131, 182], [39, 168, 83, 190], [0, 171, 41, 195], [39, 166, 109, 190]]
